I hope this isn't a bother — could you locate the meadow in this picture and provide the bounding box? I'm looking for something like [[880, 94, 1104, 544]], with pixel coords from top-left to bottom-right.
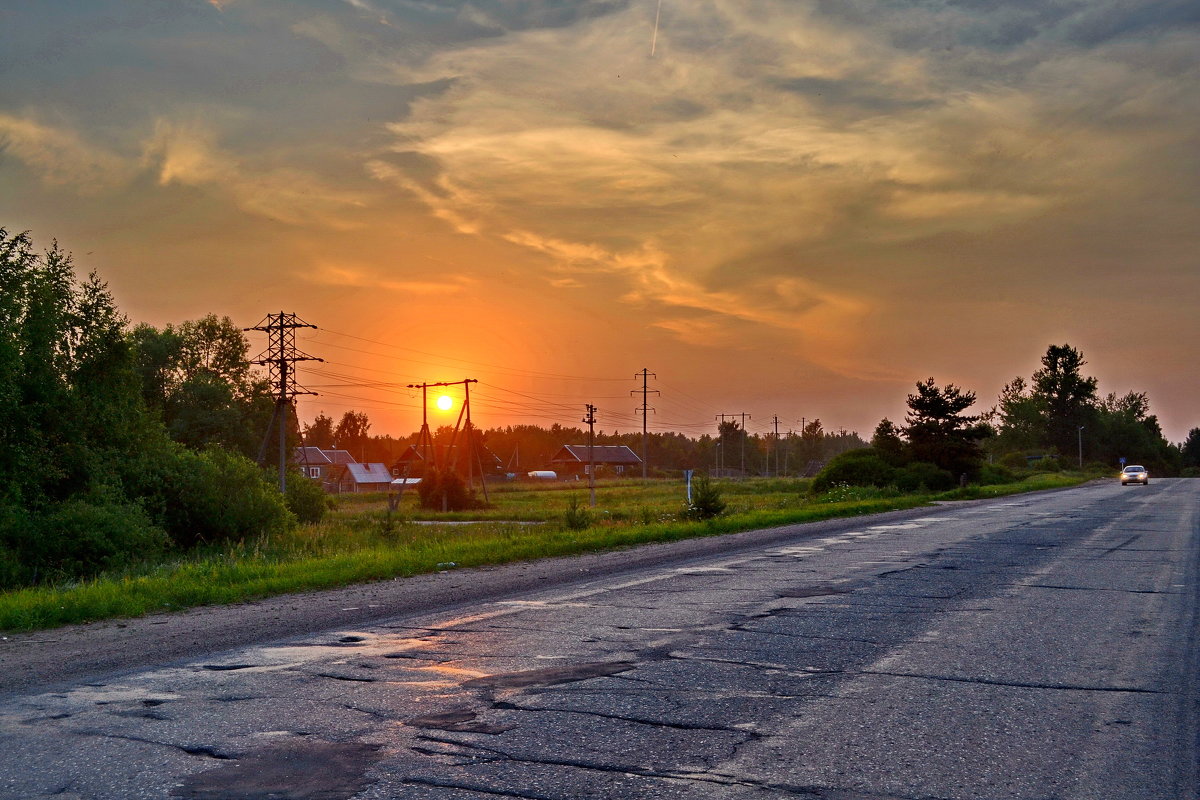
[[0, 473, 1086, 632]]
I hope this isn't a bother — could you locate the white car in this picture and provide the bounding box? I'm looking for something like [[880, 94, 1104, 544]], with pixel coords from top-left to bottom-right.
[[1120, 465, 1149, 485]]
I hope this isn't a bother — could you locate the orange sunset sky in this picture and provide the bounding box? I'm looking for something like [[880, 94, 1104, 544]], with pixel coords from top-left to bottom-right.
[[2, 1, 1197, 442]]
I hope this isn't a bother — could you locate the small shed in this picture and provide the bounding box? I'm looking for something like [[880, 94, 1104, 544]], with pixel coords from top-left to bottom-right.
[[549, 445, 642, 477], [330, 462, 393, 493]]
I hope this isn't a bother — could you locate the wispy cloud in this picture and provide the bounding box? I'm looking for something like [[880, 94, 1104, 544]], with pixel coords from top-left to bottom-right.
[[0, 114, 134, 193], [142, 119, 367, 228], [303, 261, 477, 296]]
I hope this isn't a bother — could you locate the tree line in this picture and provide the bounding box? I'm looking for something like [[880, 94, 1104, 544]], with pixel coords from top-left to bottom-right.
[[0, 230, 322, 589], [816, 343, 1191, 494], [302, 413, 869, 478]]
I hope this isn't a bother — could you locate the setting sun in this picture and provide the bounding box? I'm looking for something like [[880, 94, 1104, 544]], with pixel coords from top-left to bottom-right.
[[436, 395, 454, 411]]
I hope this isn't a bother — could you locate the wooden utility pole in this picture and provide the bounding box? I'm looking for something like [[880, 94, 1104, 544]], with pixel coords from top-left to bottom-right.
[[739, 412, 750, 479], [771, 414, 781, 477], [583, 404, 597, 507], [406, 382, 439, 472], [631, 369, 658, 479]]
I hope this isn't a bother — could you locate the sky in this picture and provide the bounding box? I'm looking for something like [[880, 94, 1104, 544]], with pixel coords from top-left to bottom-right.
[[2, 0, 1197, 444]]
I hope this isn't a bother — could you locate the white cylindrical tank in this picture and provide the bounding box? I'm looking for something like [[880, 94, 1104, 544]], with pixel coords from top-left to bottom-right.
[[526, 470, 558, 481]]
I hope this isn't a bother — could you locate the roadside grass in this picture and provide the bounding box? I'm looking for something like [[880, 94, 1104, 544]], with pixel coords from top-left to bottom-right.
[[0, 472, 1091, 632]]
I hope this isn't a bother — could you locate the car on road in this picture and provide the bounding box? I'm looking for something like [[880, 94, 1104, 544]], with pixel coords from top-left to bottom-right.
[[1120, 465, 1149, 485]]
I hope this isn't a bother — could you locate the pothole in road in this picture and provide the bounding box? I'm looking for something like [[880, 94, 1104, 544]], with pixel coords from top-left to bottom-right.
[[404, 708, 514, 734], [172, 740, 381, 800]]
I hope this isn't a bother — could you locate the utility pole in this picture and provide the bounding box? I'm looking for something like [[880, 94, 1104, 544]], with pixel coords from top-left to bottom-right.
[[631, 369, 659, 480], [739, 412, 750, 478], [715, 414, 733, 476], [406, 382, 439, 472], [432, 378, 485, 508], [583, 404, 597, 507], [771, 415, 781, 477], [245, 312, 323, 495]]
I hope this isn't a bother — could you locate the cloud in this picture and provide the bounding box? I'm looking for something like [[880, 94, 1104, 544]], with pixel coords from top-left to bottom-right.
[[142, 119, 367, 227], [303, 261, 477, 295], [362, 0, 1196, 350], [0, 113, 134, 193]]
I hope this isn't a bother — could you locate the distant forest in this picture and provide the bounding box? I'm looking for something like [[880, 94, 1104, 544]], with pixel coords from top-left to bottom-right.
[[301, 411, 867, 477]]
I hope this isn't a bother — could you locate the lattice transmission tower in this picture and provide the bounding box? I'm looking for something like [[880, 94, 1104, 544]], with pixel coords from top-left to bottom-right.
[[244, 312, 324, 493]]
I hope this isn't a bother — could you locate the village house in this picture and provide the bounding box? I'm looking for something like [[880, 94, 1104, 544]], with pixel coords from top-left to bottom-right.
[[549, 444, 642, 478]]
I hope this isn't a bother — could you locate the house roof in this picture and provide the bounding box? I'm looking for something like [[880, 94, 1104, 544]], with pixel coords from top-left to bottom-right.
[[550, 445, 642, 465], [294, 447, 357, 465], [294, 446, 332, 465], [343, 463, 392, 484]]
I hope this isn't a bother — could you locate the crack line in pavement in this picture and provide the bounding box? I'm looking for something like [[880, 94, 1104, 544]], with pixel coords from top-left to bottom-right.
[[411, 734, 822, 795], [1021, 584, 1175, 594], [859, 670, 1165, 693], [77, 730, 233, 759], [492, 700, 761, 736]]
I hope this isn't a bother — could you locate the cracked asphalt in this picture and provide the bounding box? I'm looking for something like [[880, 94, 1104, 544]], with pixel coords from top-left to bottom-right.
[[2, 479, 1197, 799]]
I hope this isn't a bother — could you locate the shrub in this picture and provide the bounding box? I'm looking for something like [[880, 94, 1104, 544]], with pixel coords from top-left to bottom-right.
[[132, 445, 294, 547], [417, 468, 480, 511], [811, 449, 895, 494], [684, 474, 726, 520], [893, 461, 956, 492], [977, 463, 1017, 486], [285, 470, 328, 524], [998, 452, 1031, 471], [563, 496, 592, 530], [0, 500, 169, 588]]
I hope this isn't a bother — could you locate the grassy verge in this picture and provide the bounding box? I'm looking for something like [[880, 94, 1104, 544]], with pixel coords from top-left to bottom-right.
[[0, 472, 1091, 632]]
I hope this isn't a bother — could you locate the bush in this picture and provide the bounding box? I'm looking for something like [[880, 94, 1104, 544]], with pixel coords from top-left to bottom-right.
[[417, 468, 480, 511], [285, 471, 328, 524], [893, 461, 956, 492], [131, 445, 294, 547], [563, 496, 592, 530], [0, 500, 169, 588], [811, 449, 895, 494], [977, 463, 1017, 486], [684, 474, 726, 520], [998, 452, 1030, 471]]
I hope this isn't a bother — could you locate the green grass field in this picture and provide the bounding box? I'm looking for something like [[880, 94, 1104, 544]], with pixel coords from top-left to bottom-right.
[[0, 472, 1087, 632]]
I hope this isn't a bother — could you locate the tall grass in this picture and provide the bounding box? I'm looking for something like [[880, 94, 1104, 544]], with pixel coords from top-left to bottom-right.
[[0, 473, 1089, 632]]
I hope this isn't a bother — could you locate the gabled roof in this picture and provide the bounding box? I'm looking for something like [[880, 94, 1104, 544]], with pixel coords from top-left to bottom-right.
[[343, 463, 392, 484], [550, 445, 642, 465], [294, 446, 332, 465], [326, 449, 357, 464], [294, 447, 358, 465]]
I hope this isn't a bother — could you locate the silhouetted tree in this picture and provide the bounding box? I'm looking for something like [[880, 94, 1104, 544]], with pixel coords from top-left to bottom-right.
[[1181, 428, 1200, 471], [871, 418, 907, 465], [903, 378, 988, 478], [303, 412, 336, 449], [1031, 344, 1098, 456], [334, 410, 371, 461]]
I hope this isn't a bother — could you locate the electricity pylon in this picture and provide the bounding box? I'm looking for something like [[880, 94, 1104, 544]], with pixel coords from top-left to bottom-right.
[[245, 312, 323, 493]]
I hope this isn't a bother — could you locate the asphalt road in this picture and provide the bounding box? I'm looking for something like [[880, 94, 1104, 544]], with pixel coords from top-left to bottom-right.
[[1, 479, 1196, 800]]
